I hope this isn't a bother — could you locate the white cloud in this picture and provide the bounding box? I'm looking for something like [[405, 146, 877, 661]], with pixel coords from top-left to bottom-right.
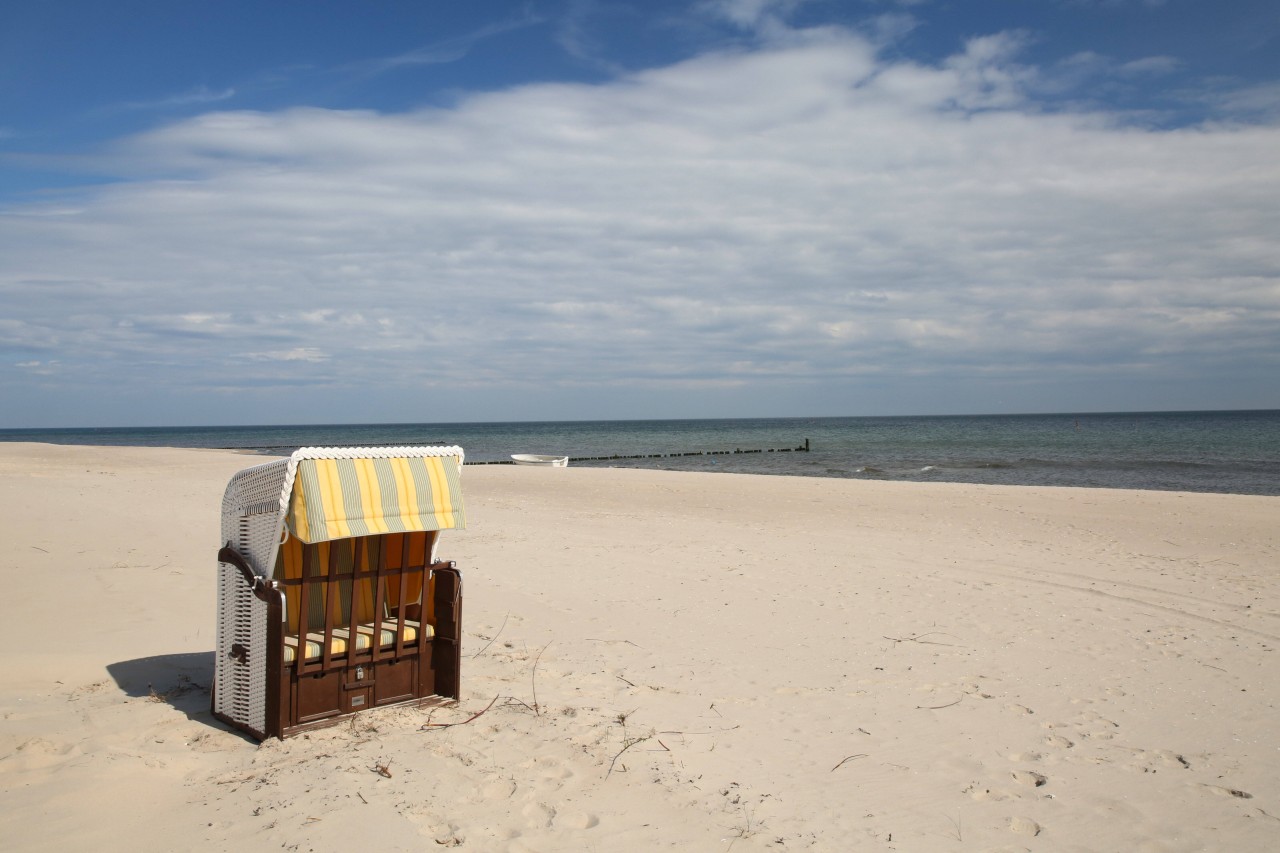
[[1, 24, 1277, 422], [1118, 55, 1180, 76], [248, 348, 330, 363], [353, 7, 544, 76], [701, 0, 810, 29], [14, 359, 59, 376], [1203, 81, 1280, 121], [112, 86, 237, 113]]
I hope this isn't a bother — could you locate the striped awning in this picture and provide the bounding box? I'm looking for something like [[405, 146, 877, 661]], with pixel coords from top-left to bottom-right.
[[286, 454, 466, 544]]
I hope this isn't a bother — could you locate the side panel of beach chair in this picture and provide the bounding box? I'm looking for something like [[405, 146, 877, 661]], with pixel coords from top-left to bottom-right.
[[214, 458, 289, 739]]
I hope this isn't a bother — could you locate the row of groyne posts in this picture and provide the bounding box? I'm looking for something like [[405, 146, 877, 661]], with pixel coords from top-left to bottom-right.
[[466, 438, 811, 466]]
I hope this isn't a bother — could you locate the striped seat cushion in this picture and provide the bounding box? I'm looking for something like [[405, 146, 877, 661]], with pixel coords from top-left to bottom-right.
[[283, 620, 432, 664]]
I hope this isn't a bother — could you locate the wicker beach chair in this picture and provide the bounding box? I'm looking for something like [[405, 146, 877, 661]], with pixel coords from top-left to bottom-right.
[[213, 446, 465, 740]]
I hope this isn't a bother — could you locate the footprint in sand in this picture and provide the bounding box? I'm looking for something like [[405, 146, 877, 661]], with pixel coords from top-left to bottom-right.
[[1004, 704, 1034, 715], [1009, 816, 1042, 837], [1011, 770, 1048, 788], [480, 779, 517, 800], [1200, 784, 1252, 799], [1043, 735, 1075, 749], [521, 801, 557, 829], [422, 820, 464, 846], [969, 787, 1015, 802], [1152, 749, 1191, 769], [532, 755, 573, 781], [559, 811, 600, 830], [11, 737, 79, 771]]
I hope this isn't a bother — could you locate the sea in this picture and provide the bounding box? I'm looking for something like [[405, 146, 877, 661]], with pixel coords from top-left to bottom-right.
[[2, 410, 1278, 496]]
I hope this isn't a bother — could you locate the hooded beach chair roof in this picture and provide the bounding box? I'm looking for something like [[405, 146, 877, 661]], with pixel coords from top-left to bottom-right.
[[285, 447, 465, 543], [222, 445, 466, 579]]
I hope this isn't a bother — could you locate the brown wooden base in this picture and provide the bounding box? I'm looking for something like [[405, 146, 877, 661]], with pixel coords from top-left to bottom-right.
[[214, 548, 463, 742], [281, 693, 457, 738], [288, 651, 446, 726]]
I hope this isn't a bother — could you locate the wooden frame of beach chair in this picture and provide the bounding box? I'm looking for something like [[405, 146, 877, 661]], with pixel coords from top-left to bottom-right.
[[212, 446, 466, 741]]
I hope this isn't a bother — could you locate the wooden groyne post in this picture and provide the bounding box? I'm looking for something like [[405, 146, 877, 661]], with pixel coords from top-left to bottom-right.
[[466, 439, 811, 466]]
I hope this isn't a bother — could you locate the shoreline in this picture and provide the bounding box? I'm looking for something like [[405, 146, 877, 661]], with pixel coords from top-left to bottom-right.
[[3, 409, 1277, 497], [1, 444, 1277, 850], [3, 439, 1277, 498]]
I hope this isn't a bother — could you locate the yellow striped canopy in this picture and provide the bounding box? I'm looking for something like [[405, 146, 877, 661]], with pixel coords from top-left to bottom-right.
[[286, 455, 465, 544]]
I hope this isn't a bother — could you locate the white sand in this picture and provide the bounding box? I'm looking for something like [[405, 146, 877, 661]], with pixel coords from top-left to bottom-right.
[[0, 443, 1277, 851]]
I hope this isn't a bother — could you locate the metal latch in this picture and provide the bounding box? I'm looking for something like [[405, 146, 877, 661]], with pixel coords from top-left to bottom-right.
[[355, 666, 365, 681]]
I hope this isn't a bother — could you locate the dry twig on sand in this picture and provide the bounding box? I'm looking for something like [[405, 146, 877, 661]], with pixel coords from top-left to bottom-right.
[[883, 632, 961, 647], [607, 733, 654, 777], [531, 641, 551, 716], [421, 695, 501, 730], [471, 612, 510, 659], [831, 754, 868, 772]]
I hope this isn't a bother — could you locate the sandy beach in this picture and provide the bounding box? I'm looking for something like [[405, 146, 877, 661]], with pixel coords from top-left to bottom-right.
[[0, 443, 1276, 852]]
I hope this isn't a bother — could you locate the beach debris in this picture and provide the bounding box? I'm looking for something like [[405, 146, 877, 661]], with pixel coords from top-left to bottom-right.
[[531, 641, 552, 716], [470, 611, 510, 659], [830, 754, 868, 772], [917, 697, 963, 710], [372, 759, 393, 779], [882, 631, 961, 647], [422, 694, 500, 730], [607, 732, 654, 777]]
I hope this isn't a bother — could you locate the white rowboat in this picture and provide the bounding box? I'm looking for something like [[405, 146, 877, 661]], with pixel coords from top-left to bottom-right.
[[511, 454, 569, 467]]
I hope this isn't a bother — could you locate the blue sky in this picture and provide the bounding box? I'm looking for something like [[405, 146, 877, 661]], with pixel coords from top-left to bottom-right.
[[2, 0, 1278, 427]]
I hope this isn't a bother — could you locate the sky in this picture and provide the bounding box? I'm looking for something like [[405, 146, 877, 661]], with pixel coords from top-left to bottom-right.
[[1, 0, 1278, 428]]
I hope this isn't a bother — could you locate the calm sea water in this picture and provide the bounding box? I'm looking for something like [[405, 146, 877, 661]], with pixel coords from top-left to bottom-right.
[[2, 411, 1278, 496]]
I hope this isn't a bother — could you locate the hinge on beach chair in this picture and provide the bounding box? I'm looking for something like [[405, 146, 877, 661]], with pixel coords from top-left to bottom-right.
[[218, 543, 277, 601]]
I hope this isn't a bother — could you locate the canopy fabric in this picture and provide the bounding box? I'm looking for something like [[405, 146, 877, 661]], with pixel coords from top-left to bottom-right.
[[286, 455, 465, 543]]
